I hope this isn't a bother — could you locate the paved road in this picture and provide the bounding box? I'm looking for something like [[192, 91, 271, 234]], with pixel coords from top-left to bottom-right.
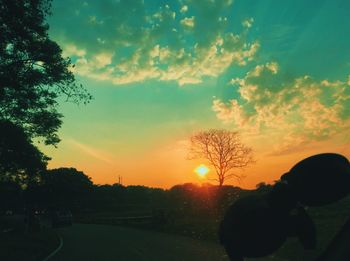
[[51, 224, 229, 261]]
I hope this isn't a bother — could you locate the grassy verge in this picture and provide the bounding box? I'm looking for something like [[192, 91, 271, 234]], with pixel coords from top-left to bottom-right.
[[76, 195, 350, 261], [76, 211, 221, 242], [0, 229, 60, 261]]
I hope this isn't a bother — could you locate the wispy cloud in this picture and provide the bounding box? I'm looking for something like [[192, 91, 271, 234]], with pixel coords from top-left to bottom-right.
[[67, 138, 114, 164]]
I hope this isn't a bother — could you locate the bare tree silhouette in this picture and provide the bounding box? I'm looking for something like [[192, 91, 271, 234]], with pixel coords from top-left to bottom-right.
[[189, 129, 254, 186]]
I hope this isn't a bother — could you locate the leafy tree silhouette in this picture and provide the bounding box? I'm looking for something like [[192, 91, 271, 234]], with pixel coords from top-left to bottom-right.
[[36, 168, 93, 208], [0, 120, 48, 187], [0, 0, 91, 145]]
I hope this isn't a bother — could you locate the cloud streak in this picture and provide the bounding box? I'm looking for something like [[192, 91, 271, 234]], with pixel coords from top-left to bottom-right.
[[68, 138, 114, 164]]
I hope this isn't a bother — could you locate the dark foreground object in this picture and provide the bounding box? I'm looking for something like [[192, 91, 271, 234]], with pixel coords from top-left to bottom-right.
[[219, 153, 350, 261]]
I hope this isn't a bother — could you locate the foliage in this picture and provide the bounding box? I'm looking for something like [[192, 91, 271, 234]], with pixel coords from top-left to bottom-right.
[[0, 120, 48, 186], [0, 0, 91, 145], [255, 181, 273, 193], [31, 167, 93, 208], [88, 184, 167, 213], [0, 180, 22, 211], [189, 129, 254, 186]]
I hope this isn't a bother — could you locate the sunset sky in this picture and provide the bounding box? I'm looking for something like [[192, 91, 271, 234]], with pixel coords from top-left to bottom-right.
[[41, 0, 350, 188]]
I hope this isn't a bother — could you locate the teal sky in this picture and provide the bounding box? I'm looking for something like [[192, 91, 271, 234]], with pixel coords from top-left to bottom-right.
[[42, 0, 350, 188]]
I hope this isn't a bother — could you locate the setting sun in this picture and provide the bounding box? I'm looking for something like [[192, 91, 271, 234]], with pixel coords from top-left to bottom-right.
[[195, 164, 209, 178]]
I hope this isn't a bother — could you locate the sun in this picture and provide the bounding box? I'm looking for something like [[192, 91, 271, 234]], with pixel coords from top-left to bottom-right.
[[195, 164, 209, 178]]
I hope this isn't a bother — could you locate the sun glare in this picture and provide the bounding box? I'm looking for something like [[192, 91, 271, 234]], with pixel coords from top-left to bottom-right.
[[195, 164, 209, 178]]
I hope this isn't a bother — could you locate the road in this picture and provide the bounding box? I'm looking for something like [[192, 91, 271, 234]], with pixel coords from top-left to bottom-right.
[[50, 224, 229, 261]]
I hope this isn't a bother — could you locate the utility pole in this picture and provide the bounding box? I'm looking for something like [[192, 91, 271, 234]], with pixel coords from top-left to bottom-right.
[[117, 175, 123, 185]]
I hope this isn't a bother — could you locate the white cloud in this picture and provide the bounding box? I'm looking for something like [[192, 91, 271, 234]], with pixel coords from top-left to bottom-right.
[[54, 0, 258, 86], [212, 98, 247, 126], [93, 52, 113, 67], [65, 30, 258, 86], [112, 66, 161, 85], [63, 44, 86, 57], [180, 16, 195, 28], [180, 5, 188, 13], [153, 5, 176, 21], [212, 62, 350, 154], [242, 18, 254, 28]]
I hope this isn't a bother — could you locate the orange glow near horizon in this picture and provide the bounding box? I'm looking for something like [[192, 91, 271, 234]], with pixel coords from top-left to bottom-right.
[[42, 130, 350, 190], [36, 0, 350, 192]]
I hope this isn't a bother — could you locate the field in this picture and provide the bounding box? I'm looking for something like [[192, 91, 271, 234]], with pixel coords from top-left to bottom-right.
[[76, 191, 350, 261]]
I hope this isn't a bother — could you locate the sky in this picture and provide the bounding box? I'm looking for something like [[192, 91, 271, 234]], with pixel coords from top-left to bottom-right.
[[41, 0, 350, 189]]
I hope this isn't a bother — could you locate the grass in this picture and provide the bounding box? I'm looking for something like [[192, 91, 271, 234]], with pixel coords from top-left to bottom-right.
[[0, 229, 60, 261], [75, 194, 350, 260]]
